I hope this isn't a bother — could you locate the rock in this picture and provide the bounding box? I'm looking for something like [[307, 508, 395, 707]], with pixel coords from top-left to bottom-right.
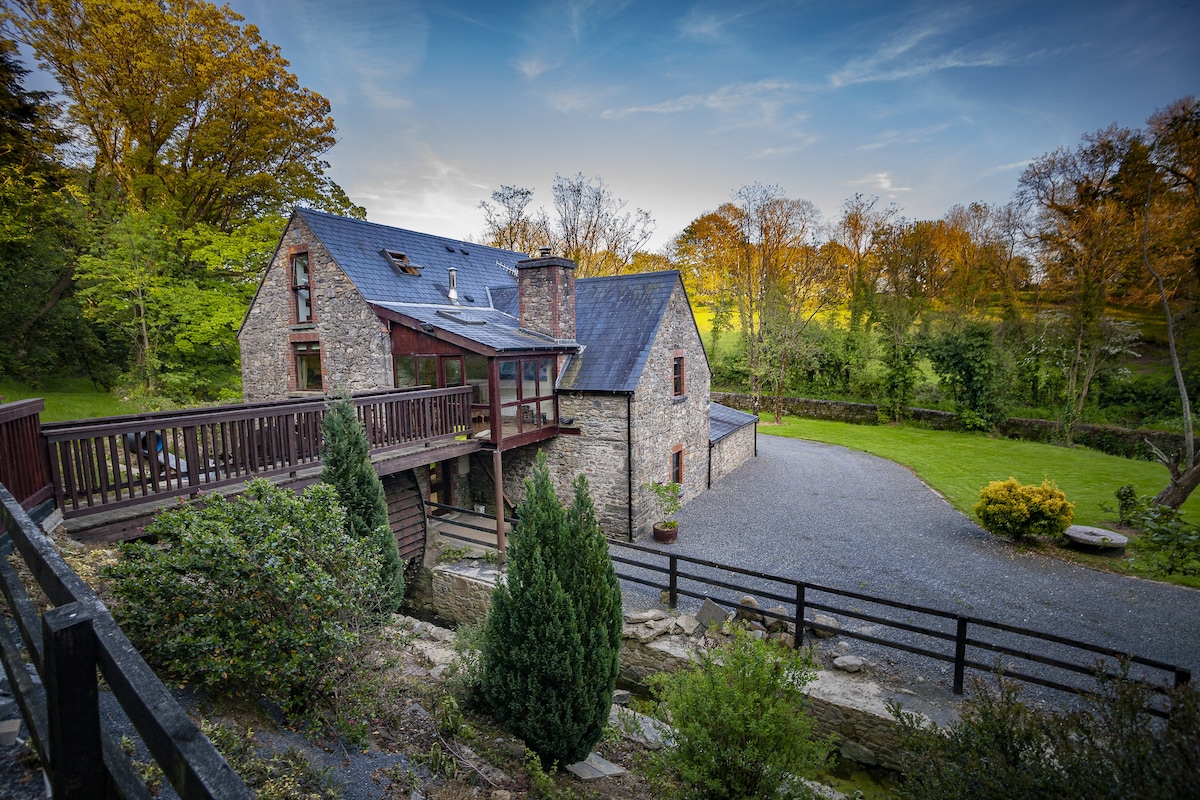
[[746, 620, 768, 634], [772, 632, 796, 648], [696, 597, 728, 630], [637, 618, 675, 643], [429, 664, 449, 679], [491, 792, 512, 800], [612, 689, 631, 706], [836, 640, 853, 653], [764, 606, 790, 632], [610, 705, 673, 750], [747, 628, 766, 640], [625, 609, 668, 624], [833, 655, 864, 673], [675, 615, 701, 636], [429, 626, 455, 642], [811, 614, 839, 638], [840, 740, 878, 766], [1064, 525, 1128, 550], [735, 595, 764, 622]]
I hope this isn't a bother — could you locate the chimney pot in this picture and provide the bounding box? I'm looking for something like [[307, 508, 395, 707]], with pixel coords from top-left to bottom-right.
[[539, 246, 552, 258]]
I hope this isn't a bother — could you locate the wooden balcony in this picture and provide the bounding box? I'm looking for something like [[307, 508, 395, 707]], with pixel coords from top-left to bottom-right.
[[39, 387, 476, 534]]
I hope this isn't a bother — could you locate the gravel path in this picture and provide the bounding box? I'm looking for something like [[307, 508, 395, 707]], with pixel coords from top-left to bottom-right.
[[620, 433, 1200, 694]]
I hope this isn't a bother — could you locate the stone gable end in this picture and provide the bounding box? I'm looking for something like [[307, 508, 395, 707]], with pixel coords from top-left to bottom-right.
[[239, 215, 392, 401]]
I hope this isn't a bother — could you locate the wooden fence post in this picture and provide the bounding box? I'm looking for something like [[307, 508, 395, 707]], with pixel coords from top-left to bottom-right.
[[794, 583, 806, 649], [953, 616, 969, 695], [43, 601, 104, 799], [667, 554, 678, 608]]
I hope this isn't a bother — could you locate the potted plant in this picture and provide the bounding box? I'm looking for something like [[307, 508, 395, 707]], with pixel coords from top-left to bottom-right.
[[643, 480, 683, 543]]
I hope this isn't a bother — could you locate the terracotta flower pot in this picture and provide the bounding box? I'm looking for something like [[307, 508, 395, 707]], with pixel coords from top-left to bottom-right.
[[653, 522, 678, 544]]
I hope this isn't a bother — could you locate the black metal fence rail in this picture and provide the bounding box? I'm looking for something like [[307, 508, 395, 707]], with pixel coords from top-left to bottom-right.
[[0, 481, 251, 799], [608, 539, 1191, 714]]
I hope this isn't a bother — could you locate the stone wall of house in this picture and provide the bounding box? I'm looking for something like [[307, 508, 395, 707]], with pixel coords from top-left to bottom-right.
[[629, 283, 711, 538], [500, 392, 634, 539], [239, 215, 392, 402], [710, 423, 756, 485]]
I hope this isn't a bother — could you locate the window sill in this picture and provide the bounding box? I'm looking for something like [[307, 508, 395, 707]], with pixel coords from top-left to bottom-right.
[[289, 323, 317, 332], [287, 390, 325, 398], [672, 394, 688, 404]]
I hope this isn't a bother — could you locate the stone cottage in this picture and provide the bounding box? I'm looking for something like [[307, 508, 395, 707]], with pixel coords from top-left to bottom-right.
[[239, 208, 756, 548]]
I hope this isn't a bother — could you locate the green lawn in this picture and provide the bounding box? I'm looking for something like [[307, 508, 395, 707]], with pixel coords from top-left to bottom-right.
[[0, 378, 178, 423], [760, 416, 1200, 527]]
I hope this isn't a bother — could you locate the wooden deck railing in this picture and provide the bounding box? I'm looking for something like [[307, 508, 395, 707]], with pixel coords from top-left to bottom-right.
[[0, 399, 53, 510], [0, 480, 252, 798], [41, 387, 473, 519]]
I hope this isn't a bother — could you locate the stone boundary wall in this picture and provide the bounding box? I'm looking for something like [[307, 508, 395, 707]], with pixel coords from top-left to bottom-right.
[[413, 562, 925, 770], [712, 392, 1187, 462]]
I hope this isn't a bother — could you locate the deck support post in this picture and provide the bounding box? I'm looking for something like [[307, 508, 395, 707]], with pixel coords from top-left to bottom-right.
[[493, 449, 506, 565]]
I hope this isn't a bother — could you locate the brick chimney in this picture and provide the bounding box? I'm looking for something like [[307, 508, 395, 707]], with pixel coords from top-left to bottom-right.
[[517, 255, 576, 341]]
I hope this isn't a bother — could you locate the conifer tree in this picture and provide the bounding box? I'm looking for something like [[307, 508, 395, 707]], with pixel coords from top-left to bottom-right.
[[320, 397, 403, 613], [481, 453, 622, 768]]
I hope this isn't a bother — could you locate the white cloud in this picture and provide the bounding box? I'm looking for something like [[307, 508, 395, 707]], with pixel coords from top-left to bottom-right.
[[855, 124, 952, 151], [515, 57, 562, 80], [602, 79, 795, 120], [981, 159, 1033, 177], [848, 172, 912, 193]]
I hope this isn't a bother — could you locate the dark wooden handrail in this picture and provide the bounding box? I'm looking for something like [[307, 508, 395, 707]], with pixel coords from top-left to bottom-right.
[[607, 539, 1191, 714], [42, 387, 473, 519], [0, 481, 251, 798]]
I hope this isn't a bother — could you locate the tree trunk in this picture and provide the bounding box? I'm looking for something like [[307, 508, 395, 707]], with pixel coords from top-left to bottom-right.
[[1154, 463, 1200, 509]]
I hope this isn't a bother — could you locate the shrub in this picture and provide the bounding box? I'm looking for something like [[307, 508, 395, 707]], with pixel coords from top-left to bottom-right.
[[1126, 497, 1200, 577], [649, 626, 831, 800], [974, 477, 1074, 541], [320, 397, 404, 613], [105, 479, 380, 710], [643, 479, 684, 528], [893, 676, 1200, 800], [482, 453, 622, 769]]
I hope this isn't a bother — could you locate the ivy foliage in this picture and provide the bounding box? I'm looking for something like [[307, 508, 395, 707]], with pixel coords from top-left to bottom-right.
[[482, 453, 622, 769], [104, 479, 380, 711], [649, 626, 831, 800], [320, 397, 404, 613]]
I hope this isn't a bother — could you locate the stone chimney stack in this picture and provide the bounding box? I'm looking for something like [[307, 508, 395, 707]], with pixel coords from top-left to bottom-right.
[[516, 254, 576, 341]]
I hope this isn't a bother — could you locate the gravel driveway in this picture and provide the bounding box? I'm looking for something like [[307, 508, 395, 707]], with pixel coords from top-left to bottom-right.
[[621, 433, 1200, 694]]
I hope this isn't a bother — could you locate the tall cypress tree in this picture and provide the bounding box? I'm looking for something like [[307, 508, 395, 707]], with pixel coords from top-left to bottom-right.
[[320, 397, 403, 613], [481, 453, 622, 768]]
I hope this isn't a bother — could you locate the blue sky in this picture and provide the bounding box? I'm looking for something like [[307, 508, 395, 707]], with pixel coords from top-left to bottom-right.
[[124, 1, 1200, 248]]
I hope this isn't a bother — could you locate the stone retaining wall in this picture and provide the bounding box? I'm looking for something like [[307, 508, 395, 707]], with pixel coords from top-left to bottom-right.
[[415, 563, 930, 771], [712, 392, 1185, 461]]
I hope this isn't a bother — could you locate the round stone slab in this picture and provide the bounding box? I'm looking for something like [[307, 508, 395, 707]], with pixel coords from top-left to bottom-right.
[[1064, 525, 1128, 550]]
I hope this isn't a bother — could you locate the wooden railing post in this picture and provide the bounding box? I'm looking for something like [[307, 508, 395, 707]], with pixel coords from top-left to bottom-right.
[[667, 554, 678, 608], [794, 583, 806, 649], [183, 425, 201, 494], [953, 616, 969, 695], [43, 601, 104, 799]]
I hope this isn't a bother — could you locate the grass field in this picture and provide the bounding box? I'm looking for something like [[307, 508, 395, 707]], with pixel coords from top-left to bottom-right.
[[0, 378, 178, 422], [759, 415, 1200, 527]]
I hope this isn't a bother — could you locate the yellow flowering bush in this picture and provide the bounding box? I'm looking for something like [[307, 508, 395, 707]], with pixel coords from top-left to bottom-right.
[[974, 477, 1074, 541]]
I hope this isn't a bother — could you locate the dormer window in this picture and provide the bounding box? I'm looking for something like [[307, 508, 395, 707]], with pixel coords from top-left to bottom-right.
[[385, 250, 421, 276]]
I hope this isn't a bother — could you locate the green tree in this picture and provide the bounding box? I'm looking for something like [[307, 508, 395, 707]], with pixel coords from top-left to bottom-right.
[[926, 322, 1007, 428], [0, 38, 92, 381], [650, 626, 830, 800], [320, 398, 403, 614], [482, 454, 622, 768]]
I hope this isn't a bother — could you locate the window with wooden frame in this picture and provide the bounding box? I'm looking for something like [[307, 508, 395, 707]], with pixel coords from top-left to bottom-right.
[[294, 341, 322, 391], [497, 356, 558, 439], [672, 349, 686, 397], [292, 252, 312, 323], [671, 445, 684, 485]]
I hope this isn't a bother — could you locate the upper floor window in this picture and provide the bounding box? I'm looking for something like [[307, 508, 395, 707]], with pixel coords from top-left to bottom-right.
[[292, 252, 312, 323], [294, 341, 322, 391], [673, 351, 686, 397]]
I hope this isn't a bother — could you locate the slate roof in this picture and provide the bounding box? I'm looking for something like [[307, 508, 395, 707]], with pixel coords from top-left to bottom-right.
[[709, 402, 758, 442], [288, 209, 686, 394], [369, 303, 575, 354], [295, 208, 521, 306], [560, 272, 681, 393]]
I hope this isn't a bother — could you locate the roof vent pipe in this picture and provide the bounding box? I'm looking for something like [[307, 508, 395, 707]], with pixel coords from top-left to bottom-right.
[[539, 246, 551, 258], [448, 267, 458, 303]]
